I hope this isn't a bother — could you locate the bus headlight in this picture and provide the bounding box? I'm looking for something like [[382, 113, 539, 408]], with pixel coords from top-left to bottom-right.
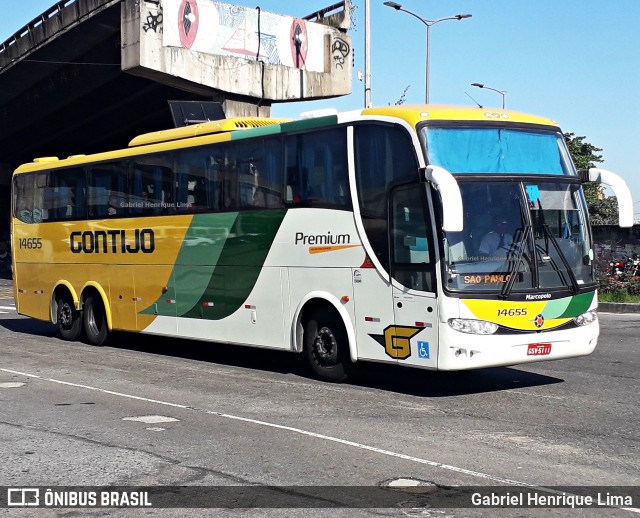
[[448, 318, 498, 335], [573, 310, 598, 327]]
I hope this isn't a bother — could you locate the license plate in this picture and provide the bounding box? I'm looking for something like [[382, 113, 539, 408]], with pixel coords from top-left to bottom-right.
[[527, 343, 552, 356]]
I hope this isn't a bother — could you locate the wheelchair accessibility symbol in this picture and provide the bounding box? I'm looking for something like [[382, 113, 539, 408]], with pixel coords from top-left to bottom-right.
[[418, 341, 430, 359]]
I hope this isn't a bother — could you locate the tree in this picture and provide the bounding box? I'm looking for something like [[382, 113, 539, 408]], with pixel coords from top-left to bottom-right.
[[563, 132, 618, 224]]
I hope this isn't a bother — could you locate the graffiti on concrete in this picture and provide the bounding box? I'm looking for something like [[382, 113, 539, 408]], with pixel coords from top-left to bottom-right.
[[143, 11, 163, 33], [162, 0, 329, 73], [178, 0, 199, 48], [331, 37, 350, 69], [290, 19, 308, 69]]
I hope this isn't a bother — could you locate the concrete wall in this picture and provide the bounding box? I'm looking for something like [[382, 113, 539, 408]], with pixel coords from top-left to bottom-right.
[[121, 0, 352, 118]]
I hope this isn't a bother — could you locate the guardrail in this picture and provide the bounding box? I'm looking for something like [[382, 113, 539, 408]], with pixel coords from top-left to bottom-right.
[[0, 0, 116, 70]]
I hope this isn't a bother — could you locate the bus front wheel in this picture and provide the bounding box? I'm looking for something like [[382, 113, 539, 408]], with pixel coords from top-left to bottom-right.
[[83, 294, 108, 347], [57, 295, 82, 341], [304, 310, 352, 383]]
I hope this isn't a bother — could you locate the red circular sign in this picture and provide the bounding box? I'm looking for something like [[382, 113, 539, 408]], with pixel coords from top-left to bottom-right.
[[290, 18, 308, 68], [179, 0, 199, 49]]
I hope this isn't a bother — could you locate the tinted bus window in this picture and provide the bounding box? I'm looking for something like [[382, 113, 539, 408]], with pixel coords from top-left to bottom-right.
[[354, 123, 419, 270], [88, 162, 129, 218], [47, 168, 87, 221], [130, 155, 173, 216], [284, 128, 350, 208], [206, 138, 285, 211], [13, 174, 35, 223], [174, 148, 213, 213]]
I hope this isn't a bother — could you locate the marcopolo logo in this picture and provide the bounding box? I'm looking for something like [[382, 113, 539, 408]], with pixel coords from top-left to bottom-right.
[[70, 229, 155, 254], [525, 293, 552, 300]]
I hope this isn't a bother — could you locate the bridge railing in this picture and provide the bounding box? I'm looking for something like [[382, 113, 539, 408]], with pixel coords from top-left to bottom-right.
[[0, 0, 114, 69]]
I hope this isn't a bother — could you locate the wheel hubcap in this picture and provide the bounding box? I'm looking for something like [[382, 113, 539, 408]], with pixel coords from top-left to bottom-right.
[[314, 327, 338, 364], [60, 304, 72, 328]]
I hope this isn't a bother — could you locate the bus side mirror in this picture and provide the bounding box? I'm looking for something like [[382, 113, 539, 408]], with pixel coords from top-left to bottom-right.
[[420, 165, 464, 232], [580, 167, 634, 228]]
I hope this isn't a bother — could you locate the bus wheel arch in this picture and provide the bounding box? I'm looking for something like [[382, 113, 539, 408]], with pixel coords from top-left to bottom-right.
[[81, 285, 110, 347], [295, 295, 357, 382], [52, 283, 82, 341]]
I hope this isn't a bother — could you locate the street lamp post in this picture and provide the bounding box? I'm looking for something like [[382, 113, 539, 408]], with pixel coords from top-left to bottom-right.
[[471, 83, 507, 109], [383, 2, 471, 104]]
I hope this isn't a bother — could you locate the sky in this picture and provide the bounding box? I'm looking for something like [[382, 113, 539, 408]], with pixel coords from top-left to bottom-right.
[[1, 0, 639, 217]]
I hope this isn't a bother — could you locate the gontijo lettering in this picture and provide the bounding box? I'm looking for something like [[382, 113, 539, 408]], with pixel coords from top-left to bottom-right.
[[70, 229, 155, 254]]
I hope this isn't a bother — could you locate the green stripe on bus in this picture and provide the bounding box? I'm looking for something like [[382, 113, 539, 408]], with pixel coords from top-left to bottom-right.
[[140, 212, 239, 317], [229, 124, 286, 141], [556, 291, 594, 319], [140, 209, 287, 320], [228, 115, 339, 142], [181, 209, 287, 319], [279, 115, 338, 132]]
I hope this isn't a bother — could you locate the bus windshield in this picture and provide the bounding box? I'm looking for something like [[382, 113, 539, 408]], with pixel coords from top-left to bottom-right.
[[441, 181, 594, 293], [423, 126, 575, 175]]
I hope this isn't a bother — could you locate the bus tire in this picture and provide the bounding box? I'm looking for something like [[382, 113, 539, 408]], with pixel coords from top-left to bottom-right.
[[304, 310, 352, 383], [57, 295, 82, 341], [83, 294, 108, 347]]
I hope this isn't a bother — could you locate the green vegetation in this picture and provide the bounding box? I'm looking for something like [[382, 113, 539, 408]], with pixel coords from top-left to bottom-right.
[[563, 132, 619, 225], [598, 274, 640, 303], [565, 132, 638, 303], [598, 292, 640, 303]]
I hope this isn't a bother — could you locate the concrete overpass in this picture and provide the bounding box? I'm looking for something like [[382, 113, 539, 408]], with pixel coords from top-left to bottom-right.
[[0, 0, 353, 237]]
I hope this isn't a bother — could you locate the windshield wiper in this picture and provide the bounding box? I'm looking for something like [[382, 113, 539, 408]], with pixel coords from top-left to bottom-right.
[[540, 223, 580, 294], [500, 225, 531, 299]]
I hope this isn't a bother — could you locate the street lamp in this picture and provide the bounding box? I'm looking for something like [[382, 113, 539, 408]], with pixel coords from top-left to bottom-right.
[[384, 2, 471, 104], [471, 83, 507, 109]]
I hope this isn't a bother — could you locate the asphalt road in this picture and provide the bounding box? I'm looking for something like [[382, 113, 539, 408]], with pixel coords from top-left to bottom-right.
[[0, 278, 638, 517]]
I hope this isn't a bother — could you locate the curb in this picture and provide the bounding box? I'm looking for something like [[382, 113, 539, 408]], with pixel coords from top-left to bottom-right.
[[598, 302, 640, 314]]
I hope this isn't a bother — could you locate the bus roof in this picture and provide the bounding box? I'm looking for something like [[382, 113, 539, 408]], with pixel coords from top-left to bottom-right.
[[128, 117, 293, 147], [360, 104, 560, 128], [14, 105, 561, 174]]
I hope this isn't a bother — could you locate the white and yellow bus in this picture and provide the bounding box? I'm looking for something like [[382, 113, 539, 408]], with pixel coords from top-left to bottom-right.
[[11, 105, 634, 381]]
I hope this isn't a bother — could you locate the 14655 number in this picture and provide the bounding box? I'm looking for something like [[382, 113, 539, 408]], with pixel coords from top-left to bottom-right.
[[19, 238, 43, 249], [497, 308, 527, 317]]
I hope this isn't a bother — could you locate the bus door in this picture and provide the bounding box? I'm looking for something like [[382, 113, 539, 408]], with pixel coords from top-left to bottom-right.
[[389, 185, 439, 369]]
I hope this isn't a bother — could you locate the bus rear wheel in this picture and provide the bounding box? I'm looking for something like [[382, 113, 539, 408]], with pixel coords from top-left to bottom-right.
[[57, 295, 82, 341], [304, 310, 352, 383], [83, 294, 108, 347]]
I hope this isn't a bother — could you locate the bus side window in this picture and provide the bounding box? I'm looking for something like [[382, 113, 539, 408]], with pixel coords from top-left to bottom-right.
[[354, 123, 420, 272], [174, 148, 210, 213], [33, 172, 49, 222], [285, 166, 305, 204], [222, 158, 239, 210], [48, 168, 87, 221], [131, 156, 173, 216], [390, 185, 435, 292], [207, 156, 223, 210], [13, 174, 35, 223], [88, 162, 128, 218], [284, 128, 349, 209]]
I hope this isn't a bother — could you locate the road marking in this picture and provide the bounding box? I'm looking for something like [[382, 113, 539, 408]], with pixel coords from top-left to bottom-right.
[[0, 382, 26, 388], [1, 367, 638, 514], [0, 304, 15, 315], [123, 415, 179, 424]]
